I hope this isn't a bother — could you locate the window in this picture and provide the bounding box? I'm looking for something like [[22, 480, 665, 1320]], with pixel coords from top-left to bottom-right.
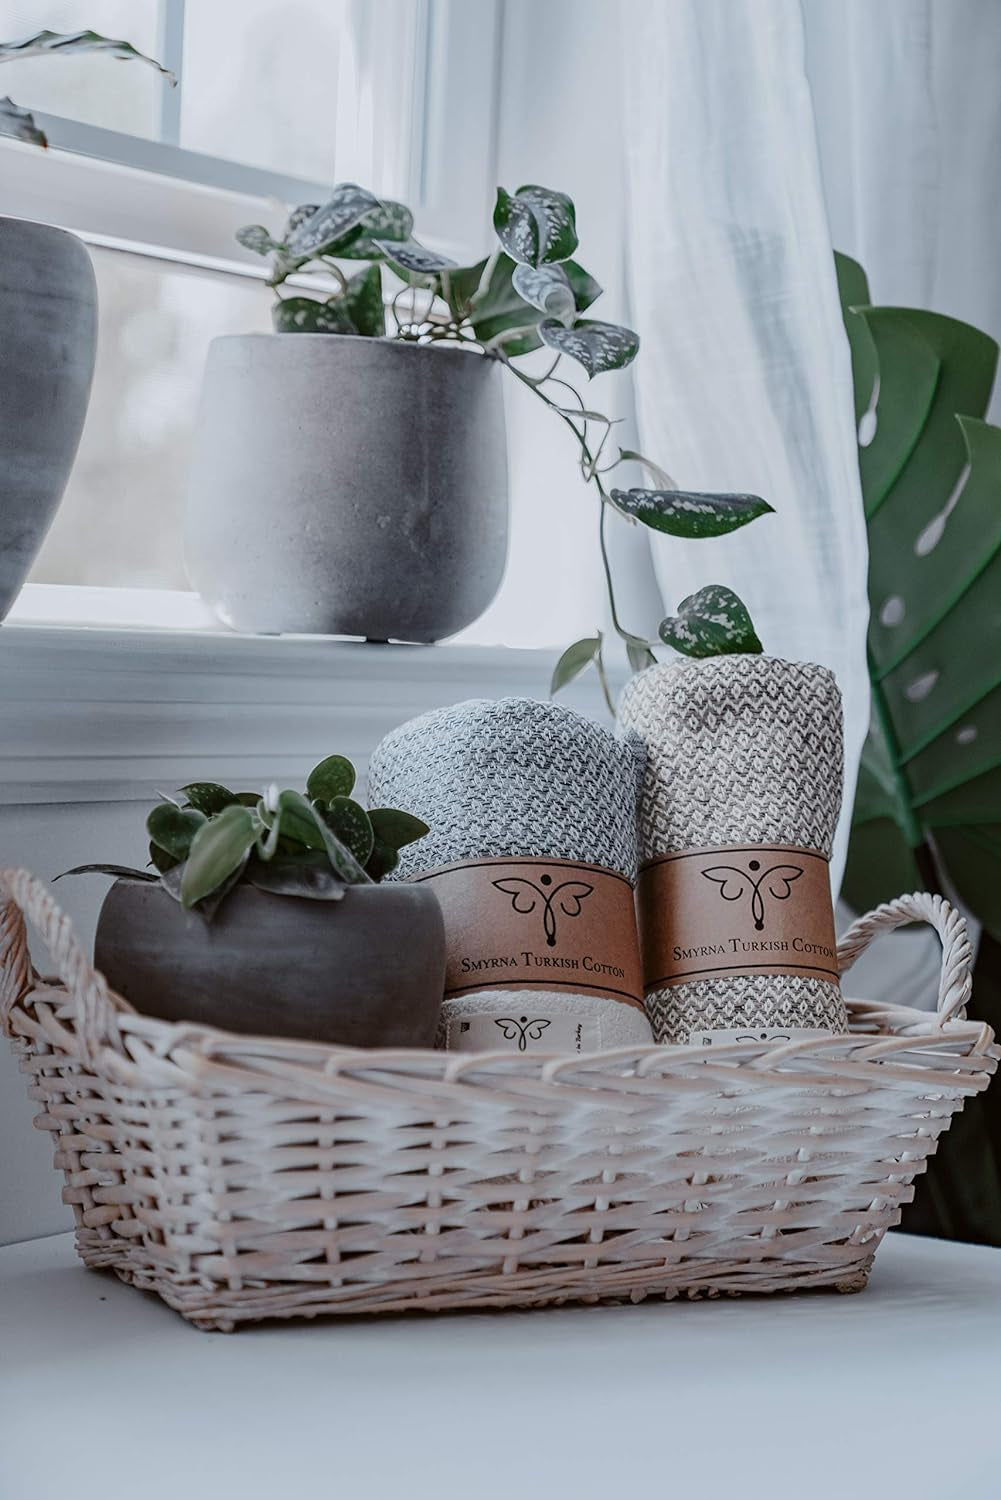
[[0, 0, 501, 608]]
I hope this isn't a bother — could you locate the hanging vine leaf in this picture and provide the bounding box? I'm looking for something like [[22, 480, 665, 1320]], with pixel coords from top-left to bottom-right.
[[493, 185, 578, 267], [338, 200, 414, 259], [551, 635, 601, 694], [272, 297, 356, 335], [0, 28, 173, 73], [286, 184, 381, 257], [340, 264, 385, 337], [610, 488, 774, 537], [236, 225, 280, 257], [837, 253, 1001, 937], [539, 318, 639, 377], [659, 585, 763, 658], [511, 264, 576, 326], [374, 239, 457, 278]]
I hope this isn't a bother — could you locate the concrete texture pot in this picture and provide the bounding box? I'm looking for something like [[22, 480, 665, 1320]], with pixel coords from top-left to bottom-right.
[[95, 878, 446, 1048], [0, 217, 97, 619], [184, 334, 508, 641]]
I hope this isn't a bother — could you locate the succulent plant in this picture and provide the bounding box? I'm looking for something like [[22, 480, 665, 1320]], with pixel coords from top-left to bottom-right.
[[59, 754, 428, 916], [237, 183, 773, 713]]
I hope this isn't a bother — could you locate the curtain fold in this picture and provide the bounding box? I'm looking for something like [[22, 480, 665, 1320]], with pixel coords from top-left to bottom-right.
[[620, 0, 870, 887]]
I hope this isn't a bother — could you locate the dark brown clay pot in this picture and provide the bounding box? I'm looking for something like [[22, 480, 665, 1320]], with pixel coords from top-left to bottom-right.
[[94, 879, 445, 1048]]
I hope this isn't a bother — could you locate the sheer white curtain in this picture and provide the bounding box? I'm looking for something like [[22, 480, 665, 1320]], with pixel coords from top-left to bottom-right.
[[619, 0, 870, 885]]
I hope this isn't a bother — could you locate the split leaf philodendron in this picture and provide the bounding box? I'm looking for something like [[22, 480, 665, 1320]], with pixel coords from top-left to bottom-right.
[[58, 754, 429, 916], [236, 182, 774, 711]]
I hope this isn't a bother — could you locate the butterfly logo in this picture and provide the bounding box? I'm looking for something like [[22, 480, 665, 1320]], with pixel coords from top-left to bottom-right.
[[494, 1016, 552, 1052], [491, 872, 594, 946], [701, 859, 803, 931]]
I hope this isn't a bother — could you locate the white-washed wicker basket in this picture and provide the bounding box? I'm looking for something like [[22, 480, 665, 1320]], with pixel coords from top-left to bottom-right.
[[1, 868, 996, 1331]]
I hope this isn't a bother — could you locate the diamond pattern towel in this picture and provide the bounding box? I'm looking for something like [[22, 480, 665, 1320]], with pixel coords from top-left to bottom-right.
[[618, 656, 849, 1043], [367, 698, 654, 1051]]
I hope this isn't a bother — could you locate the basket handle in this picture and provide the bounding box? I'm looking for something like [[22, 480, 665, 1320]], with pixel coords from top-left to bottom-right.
[[0, 867, 122, 1065], [837, 891, 973, 1025]]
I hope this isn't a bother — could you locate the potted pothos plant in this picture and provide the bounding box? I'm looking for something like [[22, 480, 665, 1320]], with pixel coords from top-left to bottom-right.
[[62, 755, 446, 1048], [183, 181, 772, 687], [0, 29, 173, 621]]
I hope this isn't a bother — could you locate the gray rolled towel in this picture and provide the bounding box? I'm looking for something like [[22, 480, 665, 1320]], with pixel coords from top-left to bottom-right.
[[367, 698, 654, 1053], [618, 656, 849, 1045]]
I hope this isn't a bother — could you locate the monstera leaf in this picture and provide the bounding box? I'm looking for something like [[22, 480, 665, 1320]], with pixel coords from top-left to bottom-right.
[[837, 254, 1001, 940]]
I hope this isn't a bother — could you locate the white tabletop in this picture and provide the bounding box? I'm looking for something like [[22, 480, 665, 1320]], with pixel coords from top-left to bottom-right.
[[2, 1229, 998, 1500]]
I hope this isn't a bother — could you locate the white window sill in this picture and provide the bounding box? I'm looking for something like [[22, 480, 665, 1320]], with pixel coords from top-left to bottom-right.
[[0, 608, 613, 806]]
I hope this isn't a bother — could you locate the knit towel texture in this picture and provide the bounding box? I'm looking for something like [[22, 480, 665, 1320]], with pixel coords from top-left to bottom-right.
[[367, 697, 654, 1051], [618, 656, 849, 1043]]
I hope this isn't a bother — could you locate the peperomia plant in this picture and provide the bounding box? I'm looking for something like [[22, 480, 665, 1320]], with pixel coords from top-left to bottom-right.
[[0, 30, 174, 147], [60, 754, 428, 916], [237, 182, 773, 712]]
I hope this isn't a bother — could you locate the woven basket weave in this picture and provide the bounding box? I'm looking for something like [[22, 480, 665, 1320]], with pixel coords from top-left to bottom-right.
[[1, 868, 996, 1331]]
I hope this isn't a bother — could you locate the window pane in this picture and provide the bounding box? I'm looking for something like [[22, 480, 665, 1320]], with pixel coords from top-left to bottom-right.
[[0, 0, 165, 137], [29, 248, 271, 589], [178, 0, 350, 184]]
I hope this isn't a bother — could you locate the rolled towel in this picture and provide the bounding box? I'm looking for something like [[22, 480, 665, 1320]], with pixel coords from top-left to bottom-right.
[[618, 656, 849, 1046], [367, 698, 654, 1053]]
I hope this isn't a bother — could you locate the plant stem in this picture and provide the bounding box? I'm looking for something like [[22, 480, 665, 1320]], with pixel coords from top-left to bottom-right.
[[496, 351, 633, 645]]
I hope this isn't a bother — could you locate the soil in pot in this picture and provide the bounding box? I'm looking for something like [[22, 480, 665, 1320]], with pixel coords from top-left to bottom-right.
[[95, 879, 446, 1048]]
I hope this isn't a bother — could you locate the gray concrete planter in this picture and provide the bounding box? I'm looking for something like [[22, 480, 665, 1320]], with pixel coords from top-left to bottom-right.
[[95, 878, 446, 1048], [184, 334, 509, 640], [0, 217, 97, 620]]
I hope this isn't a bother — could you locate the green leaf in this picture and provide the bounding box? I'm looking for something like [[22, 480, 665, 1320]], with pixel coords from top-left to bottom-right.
[[626, 639, 658, 673], [551, 635, 601, 694], [0, 97, 46, 147], [277, 790, 372, 884], [54, 864, 156, 883], [179, 782, 238, 817], [180, 805, 258, 909], [235, 225, 280, 257], [368, 807, 430, 850], [147, 804, 207, 863], [306, 754, 356, 803], [336, 200, 414, 259], [245, 853, 348, 901], [323, 796, 375, 866], [493, 185, 578, 267], [616, 449, 677, 490], [837, 257, 1001, 940], [510, 264, 575, 326], [272, 297, 356, 334], [365, 839, 400, 881], [457, 254, 600, 347], [340, 264, 385, 337], [539, 319, 639, 378], [610, 488, 774, 538], [286, 183, 381, 257], [658, 586, 764, 658], [149, 841, 178, 874], [374, 238, 457, 278], [0, 29, 173, 77]]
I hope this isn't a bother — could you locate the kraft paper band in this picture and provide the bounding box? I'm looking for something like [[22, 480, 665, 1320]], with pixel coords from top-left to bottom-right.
[[637, 843, 839, 990], [411, 857, 645, 1008]]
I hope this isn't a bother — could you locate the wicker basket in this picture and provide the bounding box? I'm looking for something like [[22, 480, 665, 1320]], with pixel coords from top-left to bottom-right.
[[1, 868, 996, 1331]]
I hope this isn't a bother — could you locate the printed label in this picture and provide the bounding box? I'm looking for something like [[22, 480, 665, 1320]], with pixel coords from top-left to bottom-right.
[[690, 1026, 833, 1048], [411, 857, 645, 1009], [446, 1013, 603, 1054], [637, 843, 839, 990]]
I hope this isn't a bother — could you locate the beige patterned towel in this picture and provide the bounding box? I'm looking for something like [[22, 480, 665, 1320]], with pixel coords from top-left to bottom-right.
[[618, 656, 849, 1044]]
